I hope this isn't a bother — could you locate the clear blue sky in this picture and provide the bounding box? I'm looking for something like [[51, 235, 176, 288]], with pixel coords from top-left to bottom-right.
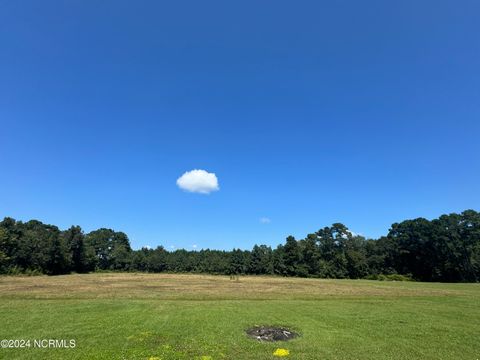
[[1, 1, 479, 250]]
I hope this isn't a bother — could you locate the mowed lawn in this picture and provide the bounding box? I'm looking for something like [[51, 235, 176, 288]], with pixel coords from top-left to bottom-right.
[[0, 274, 479, 360]]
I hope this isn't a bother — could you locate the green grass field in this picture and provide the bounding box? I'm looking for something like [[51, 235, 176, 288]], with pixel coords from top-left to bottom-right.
[[0, 274, 479, 360]]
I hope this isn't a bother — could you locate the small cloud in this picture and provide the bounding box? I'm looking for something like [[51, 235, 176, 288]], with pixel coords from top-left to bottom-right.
[[176, 169, 219, 194], [192, 244, 198, 249], [260, 217, 271, 224], [169, 245, 175, 249]]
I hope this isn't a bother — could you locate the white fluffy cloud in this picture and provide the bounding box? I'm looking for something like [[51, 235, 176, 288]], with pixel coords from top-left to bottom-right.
[[260, 217, 271, 224], [176, 169, 219, 194]]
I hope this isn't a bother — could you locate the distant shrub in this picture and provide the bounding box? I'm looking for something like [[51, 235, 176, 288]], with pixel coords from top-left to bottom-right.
[[365, 273, 413, 281], [23, 268, 43, 276], [229, 274, 241, 282], [295, 265, 309, 278], [6, 266, 43, 276]]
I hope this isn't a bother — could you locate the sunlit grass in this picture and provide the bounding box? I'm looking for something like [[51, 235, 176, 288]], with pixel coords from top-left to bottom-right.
[[0, 273, 479, 359]]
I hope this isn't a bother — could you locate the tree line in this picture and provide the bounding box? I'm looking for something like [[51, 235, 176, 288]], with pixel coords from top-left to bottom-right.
[[0, 210, 479, 282]]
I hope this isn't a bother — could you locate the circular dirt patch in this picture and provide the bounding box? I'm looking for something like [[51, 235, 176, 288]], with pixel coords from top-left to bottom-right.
[[246, 326, 299, 342]]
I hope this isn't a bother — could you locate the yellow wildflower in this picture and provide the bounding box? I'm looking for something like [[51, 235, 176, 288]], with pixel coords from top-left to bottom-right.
[[148, 357, 161, 360], [200, 356, 213, 360], [273, 348, 290, 357]]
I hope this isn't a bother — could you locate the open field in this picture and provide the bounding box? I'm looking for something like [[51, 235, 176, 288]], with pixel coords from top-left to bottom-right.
[[0, 274, 479, 360]]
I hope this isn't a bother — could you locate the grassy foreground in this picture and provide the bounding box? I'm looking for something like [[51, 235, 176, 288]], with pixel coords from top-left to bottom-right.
[[0, 274, 479, 360]]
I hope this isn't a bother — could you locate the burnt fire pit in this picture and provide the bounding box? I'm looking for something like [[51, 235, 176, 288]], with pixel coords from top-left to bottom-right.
[[246, 326, 299, 342]]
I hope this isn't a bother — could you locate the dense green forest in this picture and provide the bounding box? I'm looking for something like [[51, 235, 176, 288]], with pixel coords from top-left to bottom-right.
[[1, 210, 479, 282]]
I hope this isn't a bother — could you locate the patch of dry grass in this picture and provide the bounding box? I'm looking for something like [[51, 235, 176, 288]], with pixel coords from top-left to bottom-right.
[[0, 273, 477, 300]]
